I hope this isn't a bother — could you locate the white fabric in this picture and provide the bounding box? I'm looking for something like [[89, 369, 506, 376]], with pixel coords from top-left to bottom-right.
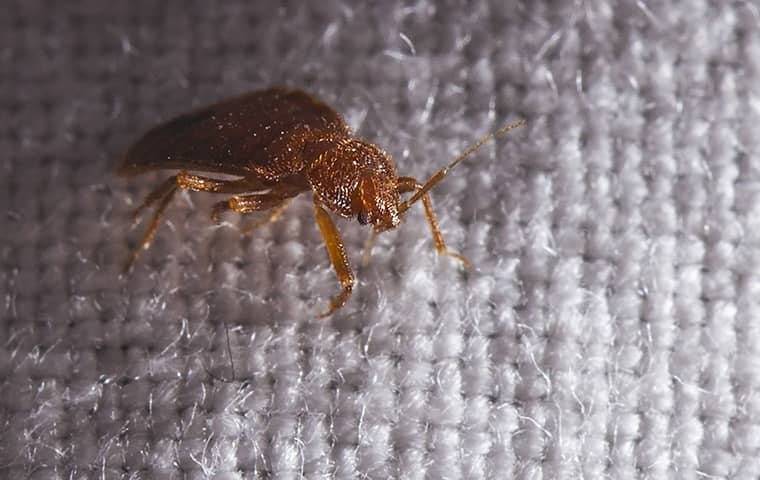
[[2, 1, 760, 478]]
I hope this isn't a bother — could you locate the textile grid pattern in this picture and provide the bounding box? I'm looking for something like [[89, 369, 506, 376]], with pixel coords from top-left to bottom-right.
[[2, 1, 760, 479]]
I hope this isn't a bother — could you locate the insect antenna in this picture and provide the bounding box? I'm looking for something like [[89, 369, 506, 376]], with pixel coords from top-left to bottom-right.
[[399, 119, 526, 213]]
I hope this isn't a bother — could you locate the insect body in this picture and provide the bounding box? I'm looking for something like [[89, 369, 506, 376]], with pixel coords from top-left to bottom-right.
[[120, 87, 523, 316]]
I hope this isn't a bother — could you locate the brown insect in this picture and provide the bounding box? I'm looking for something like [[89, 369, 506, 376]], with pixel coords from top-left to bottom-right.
[[120, 87, 523, 316]]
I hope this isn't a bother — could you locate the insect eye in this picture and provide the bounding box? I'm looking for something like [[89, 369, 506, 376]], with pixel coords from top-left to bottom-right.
[[357, 212, 369, 225]]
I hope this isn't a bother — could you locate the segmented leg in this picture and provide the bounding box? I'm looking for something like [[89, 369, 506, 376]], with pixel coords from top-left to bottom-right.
[[175, 170, 266, 193], [240, 198, 294, 235], [123, 182, 178, 272], [210, 189, 298, 222], [126, 171, 262, 271], [130, 176, 178, 223], [313, 200, 354, 317], [397, 176, 470, 267]]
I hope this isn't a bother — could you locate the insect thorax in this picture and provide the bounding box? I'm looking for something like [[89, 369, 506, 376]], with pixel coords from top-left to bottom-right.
[[306, 138, 399, 224]]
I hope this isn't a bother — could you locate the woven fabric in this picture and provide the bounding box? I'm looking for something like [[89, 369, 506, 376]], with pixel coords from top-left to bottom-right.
[[2, 1, 760, 478]]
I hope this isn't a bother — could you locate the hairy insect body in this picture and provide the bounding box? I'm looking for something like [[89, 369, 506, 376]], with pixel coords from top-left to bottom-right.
[[308, 139, 400, 229], [121, 87, 522, 315]]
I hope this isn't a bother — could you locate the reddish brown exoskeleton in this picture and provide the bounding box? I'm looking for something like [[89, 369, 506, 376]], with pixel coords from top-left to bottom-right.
[[120, 87, 523, 316]]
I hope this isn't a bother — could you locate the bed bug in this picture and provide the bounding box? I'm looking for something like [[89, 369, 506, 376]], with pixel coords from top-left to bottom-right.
[[120, 87, 523, 316]]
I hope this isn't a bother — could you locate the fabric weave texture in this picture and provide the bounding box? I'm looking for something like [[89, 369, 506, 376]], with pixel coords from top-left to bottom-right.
[[2, 1, 760, 478]]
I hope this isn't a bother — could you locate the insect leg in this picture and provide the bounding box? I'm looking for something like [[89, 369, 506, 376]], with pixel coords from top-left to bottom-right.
[[313, 201, 355, 317], [397, 176, 470, 267], [176, 171, 265, 193], [131, 172, 259, 221], [240, 198, 294, 235], [126, 172, 261, 271], [210, 190, 297, 223], [124, 182, 178, 272], [130, 176, 178, 222]]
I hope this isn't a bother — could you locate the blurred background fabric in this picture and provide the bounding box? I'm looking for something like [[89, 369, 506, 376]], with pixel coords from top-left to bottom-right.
[[2, 1, 760, 478]]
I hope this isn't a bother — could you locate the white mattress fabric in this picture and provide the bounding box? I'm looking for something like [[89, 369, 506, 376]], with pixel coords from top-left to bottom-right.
[[2, 1, 759, 478]]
